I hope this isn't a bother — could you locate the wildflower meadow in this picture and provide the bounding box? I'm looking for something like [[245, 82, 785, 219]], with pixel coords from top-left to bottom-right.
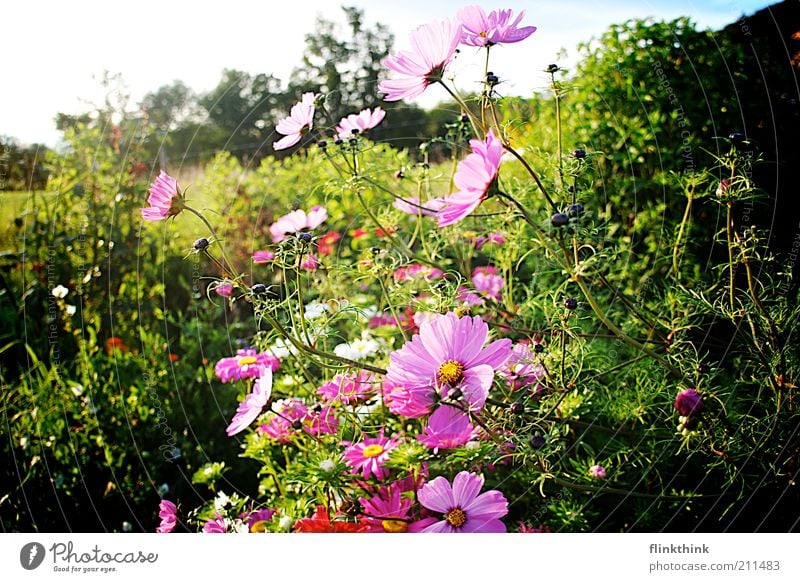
[[2, 2, 799, 539]]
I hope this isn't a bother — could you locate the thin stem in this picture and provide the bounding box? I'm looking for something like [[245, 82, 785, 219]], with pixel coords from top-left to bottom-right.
[[671, 185, 694, 279], [184, 206, 236, 278], [726, 201, 736, 312], [261, 311, 387, 375], [500, 144, 559, 213], [574, 277, 687, 384]]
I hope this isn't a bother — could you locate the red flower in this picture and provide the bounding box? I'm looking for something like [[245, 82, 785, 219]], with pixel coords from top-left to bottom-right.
[[105, 337, 128, 355], [317, 231, 341, 256], [294, 505, 368, 533], [350, 228, 368, 240]]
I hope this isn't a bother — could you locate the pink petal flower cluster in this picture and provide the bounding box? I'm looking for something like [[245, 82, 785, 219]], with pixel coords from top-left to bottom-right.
[[501, 343, 546, 392], [318, 371, 376, 404], [393, 263, 444, 283], [336, 107, 386, 140], [273, 92, 316, 151], [257, 399, 338, 442], [252, 250, 276, 264], [589, 465, 607, 479], [342, 431, 401, 481], [457, 286, 485, 307], [417, 471, 508, 532], [417, 404, 475, 450], [258, 398, 308, 442], [300, 253, 320, 271], [214, 283, 234, 298], [269, 206, 328, 242], [245, 508, 276, 532], [474, 232, 506, 250], [457, 6, 537, 47], [202, 513, 227, 534], [379, 19, 462, 101], [156, 500, 178, 533], [359, 481, 436, 533], [472, 265, 504, 300], [386, 312, 511, 418], [226, 366, 272, 437], [214, 348, 280, 383], [437, 129, 504, 226], [141, 171, 184, 221]]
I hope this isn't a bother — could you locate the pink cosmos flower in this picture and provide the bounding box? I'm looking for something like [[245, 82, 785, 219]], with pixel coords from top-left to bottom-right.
[[458, 6, 537, 47], [386, 312, 511, 418], [456, 286, 485, 307], [214, 283, 234, 298], [342, 431, 401, 481], [273, 92, 316, 151], [437, 129, 504, 227], [318, 371, 376, 404], [257, 399, 339, 441], [305, 404, 339, 436], [360, 483, 436, 533], [269, 206, 328, 242], [379, 19, 462, 101], [417, 471, 508, 532], [472, 266, 504, 300], [501, 343, 546, 392], [245, 508, 276, 532], [202, 513, 228, 533], [252, 250, 276, 264], [589, 465, 607, 479], [156, 499, 177, 533], [214, 348, 280, 383], [258, 399, 308, 442], [417, 404, 475, 450], [474, 232, 506, 250], [336, 107, 386, 140], [393, 263, 444, 283], [141, 170, 184, 221], [226, 366, 272, 437], [300, 253, 319, 271], [393, 196, 446, 216]]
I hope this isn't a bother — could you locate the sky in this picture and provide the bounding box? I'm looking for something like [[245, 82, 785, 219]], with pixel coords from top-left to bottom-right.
[[2, 0, 775, 146]]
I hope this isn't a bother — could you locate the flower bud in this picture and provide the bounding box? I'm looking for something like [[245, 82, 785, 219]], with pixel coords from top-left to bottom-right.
[[674, 388, 703, 417], [572, 148, 586, 159], [589, 465, 607, 479], [567, 203, 584, 217], [193, 238, 210, 251], [551, 213, 569, 227], [564, 297, 578, 310]]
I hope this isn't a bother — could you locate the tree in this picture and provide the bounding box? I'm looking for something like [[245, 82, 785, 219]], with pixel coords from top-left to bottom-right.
[[289, 6, 393, 119], [200, 69, 288, 163]]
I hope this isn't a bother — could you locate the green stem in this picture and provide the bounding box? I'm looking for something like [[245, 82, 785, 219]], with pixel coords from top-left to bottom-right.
[[261, 312, 387, 375], [184, 206, 236, 278], [672, 185, 694, 279]]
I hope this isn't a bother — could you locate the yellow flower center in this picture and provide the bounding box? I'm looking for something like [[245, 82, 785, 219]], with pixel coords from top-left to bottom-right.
[[238, 356, 258, 366], [437, 360, 465, 386], [362, 444, 385, 458], [445, 508, 467, 528], [381, 519, 409, 533], [249, 520, 270, 533], [480, 31, 488, 37]]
